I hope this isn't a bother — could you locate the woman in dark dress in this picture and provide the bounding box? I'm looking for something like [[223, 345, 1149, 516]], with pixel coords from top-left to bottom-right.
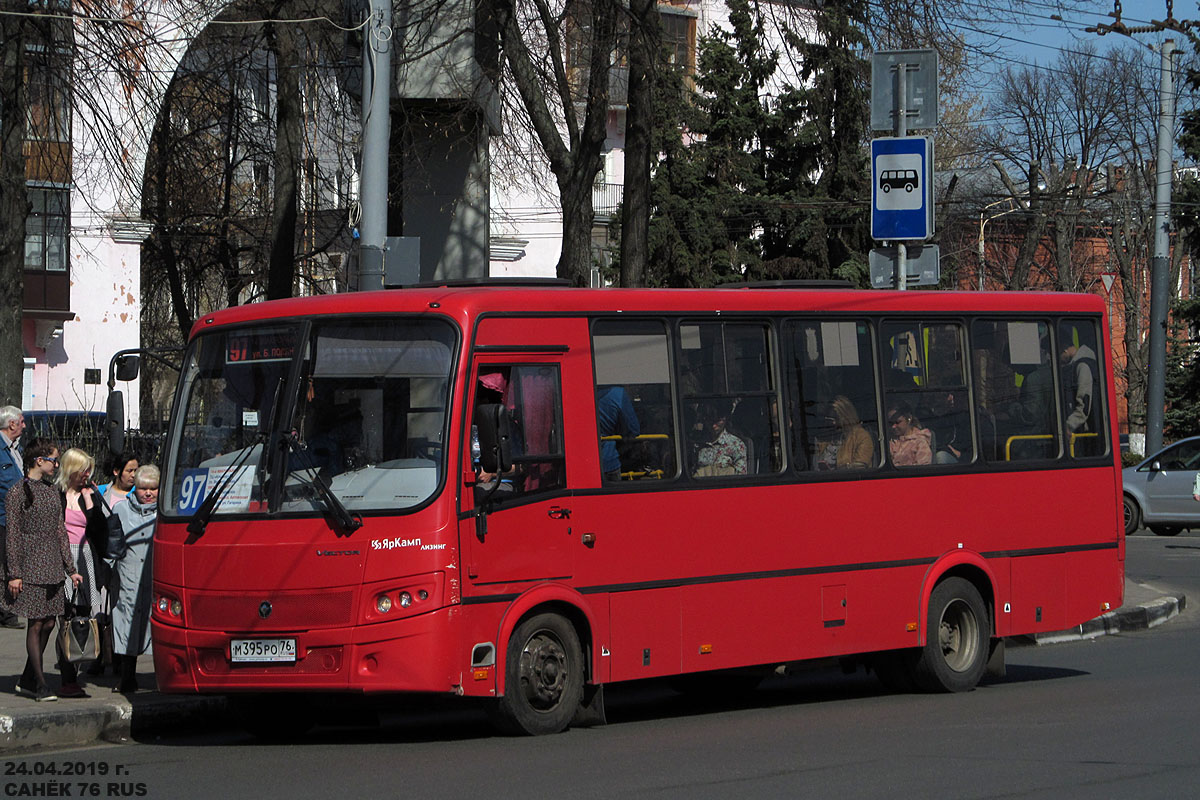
[[3, 439, 82, 701]]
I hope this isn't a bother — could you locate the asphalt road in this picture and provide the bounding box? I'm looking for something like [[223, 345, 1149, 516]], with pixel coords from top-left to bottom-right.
[[5, 531, 1198, 800]]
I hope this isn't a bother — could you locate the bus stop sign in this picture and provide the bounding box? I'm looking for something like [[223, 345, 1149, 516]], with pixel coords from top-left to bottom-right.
[[871, 136, 933, 241]]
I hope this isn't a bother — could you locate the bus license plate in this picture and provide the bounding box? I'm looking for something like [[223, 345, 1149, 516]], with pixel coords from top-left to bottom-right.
[[230, 638, 297, 663]]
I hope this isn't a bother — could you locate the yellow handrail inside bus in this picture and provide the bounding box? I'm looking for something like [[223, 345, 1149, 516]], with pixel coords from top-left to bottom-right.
[[1005, 434, 1053, 460], [600, 434, 670, 441], [1069, 432, 1098, 457], [620, 469, 665, 480], [1004, 432, 1102, 460], [601, 434, 670, 479]]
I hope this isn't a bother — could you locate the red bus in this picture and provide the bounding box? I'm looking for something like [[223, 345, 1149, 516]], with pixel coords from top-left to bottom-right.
[[150, 282, 1124, 735]]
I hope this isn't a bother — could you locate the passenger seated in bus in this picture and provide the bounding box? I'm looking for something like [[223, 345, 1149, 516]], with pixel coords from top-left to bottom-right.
[[887, 401, 932, 466], [928, 391, 972, 465], [814, 395, 876, 470], [596, 385, 640, 481], [692, 402, 747, 477]]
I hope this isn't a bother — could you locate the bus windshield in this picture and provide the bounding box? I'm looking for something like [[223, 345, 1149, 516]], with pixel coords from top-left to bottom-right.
[[163, 317, 456, 519]]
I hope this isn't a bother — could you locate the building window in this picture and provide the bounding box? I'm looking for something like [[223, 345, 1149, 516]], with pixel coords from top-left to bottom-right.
[[25, 187, 69, 272], [25, 47, 70, 143], [660, 9, 696, 75]]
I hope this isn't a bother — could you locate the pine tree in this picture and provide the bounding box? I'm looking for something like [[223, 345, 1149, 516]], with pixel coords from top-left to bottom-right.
[[646, 0, 776, 286], [645, 0, 872, 287], [757, 0, 870, 283]]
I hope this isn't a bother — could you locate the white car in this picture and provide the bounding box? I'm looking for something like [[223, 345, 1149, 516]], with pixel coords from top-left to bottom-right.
[[1122, 436, 1200, 536]]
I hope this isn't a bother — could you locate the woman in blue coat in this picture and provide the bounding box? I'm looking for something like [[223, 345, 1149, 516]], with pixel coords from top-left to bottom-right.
[[108, 465, 157, 693]]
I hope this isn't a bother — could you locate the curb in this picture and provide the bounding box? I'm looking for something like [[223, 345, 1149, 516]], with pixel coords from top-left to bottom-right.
[[0, 694, 229, 754], [1017, 593, 1187, 645]]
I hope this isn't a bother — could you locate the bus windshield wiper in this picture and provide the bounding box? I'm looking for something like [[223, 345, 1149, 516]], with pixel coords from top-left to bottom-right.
[[281, 432, 363, 535], [186, 436, 264, 537]]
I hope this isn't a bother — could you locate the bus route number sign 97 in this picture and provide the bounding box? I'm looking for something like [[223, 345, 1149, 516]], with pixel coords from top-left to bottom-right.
[[231, 638, 297, 663]]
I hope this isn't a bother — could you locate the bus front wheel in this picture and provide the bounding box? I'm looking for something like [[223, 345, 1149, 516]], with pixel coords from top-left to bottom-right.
[[912, 577, 989, 693], [490, 613, 584, 736]]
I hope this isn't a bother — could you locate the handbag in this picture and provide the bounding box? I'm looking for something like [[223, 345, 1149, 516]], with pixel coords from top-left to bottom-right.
[[59, 591, 101, 664], [82, 490, 111, 559]]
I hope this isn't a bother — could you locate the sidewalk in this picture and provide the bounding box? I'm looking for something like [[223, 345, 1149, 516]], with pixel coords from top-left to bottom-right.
[[0, 578, 1187, 754]]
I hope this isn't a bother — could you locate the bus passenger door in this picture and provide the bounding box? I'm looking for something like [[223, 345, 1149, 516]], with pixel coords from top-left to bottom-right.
[[462, 361, 573, 584]]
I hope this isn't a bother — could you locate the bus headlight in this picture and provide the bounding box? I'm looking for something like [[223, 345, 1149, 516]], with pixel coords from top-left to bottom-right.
[[375, 594, 393, 613], [398, 591, 413, 608], [154, 591, 184, 622]]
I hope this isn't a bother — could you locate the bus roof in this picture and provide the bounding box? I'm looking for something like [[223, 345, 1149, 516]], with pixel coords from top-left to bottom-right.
[[192, 286, 1106, 338]]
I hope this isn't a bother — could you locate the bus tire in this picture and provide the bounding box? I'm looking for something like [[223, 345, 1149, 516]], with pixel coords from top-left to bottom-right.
[[490, 613, 584, 736], [1123, 496, 1141, 536], [912, 577, 989, 693]]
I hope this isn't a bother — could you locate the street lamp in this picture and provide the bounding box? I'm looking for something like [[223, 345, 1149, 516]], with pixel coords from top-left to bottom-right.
[[977, 195, 1028, 290]]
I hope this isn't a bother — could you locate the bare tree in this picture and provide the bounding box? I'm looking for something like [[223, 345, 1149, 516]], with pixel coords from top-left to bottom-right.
[[618, 0, 658, 288], [0, 0, 30, 406], [492, 0, 619, 285], [970, 43, 1196, 435]]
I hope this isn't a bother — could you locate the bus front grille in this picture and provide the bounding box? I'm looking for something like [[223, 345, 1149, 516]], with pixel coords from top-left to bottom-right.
[[188, 590, 355, 631]]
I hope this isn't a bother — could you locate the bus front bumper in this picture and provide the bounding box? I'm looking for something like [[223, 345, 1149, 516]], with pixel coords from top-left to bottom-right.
[[152, 606, 461, 695]]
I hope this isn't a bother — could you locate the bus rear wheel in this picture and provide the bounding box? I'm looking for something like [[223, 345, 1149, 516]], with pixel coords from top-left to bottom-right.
[[490, 613, 584, 736], [912, 577, 989, 693]]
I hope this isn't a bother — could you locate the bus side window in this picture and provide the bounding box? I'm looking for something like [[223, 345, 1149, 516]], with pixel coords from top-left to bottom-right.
[[972, 320, 1057, 461], [1057, 318, 1106, 458], [786, 319, 880, 473], [592, 320, 678, 482], [679, 321, 781, 477]]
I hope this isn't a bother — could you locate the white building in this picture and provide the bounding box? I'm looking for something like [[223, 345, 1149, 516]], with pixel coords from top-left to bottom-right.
[[488, 0, 815, 278]]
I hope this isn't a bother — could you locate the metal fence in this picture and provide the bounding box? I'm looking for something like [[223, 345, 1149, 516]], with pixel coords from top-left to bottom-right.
[[24, 418, 166, 475]]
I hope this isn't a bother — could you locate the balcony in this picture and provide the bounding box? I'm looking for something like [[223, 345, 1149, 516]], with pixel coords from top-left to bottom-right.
[[593, 182, 623, 218]]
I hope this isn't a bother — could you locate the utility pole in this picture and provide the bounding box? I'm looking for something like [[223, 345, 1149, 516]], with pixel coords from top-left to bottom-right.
[[1087, 2, 1195, 454], [357, 0, 392, 292], [1146, 39, 1178, 455]]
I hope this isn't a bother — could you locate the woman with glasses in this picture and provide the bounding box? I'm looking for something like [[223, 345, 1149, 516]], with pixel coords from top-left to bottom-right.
[[887, 401, 933, 467], [2, 439, 83, 701], [109, 465, 159, 693]]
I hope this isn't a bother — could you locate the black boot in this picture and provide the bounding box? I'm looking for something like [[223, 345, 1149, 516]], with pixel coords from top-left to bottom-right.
[[115, 654, 138, 694]]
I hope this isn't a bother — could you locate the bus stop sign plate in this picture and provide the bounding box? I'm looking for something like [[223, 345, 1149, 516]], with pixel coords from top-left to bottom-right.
[[871, 136, 933, 241]]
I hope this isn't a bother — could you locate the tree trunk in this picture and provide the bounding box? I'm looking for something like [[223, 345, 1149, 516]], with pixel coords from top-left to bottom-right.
[[494, 0, 617, 284], [559, 171, 597, 287], [266, 18, 301, 301], [619, 0, 659, 288], [150, 83, 193, 342], [0, 2, 28, 406]]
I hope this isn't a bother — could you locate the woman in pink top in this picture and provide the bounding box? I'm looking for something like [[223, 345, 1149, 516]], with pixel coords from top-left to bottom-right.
[[887, 402, 933, 467], [57, 449, 104, 619]]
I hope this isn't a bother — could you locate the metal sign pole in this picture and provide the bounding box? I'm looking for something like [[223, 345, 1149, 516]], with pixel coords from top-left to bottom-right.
[[896, 62, 907, 291]]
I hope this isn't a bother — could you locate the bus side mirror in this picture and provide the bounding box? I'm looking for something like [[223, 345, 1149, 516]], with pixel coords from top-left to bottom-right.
[[115, 355, 141, 382], [106, 390, 126, 455], [474, 403, 512, 475]]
